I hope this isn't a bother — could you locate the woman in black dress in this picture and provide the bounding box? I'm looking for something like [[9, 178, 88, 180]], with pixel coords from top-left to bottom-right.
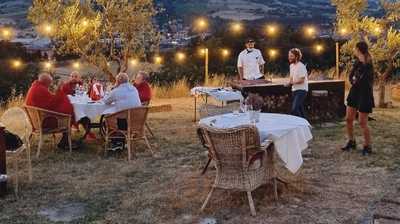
[[342, 41, 375, 155]]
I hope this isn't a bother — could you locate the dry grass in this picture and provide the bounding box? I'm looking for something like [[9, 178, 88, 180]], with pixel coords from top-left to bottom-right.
[[0, 97, 400, 224]]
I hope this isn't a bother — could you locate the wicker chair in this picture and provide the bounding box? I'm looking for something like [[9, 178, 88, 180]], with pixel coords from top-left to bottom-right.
[[199, 102, 240, 119], [198, 124, 274, 216], [23, 105, 72, 158], [142, 101, 154, 137], [104, 107, 152, 161], [0, 107, 33, 196]]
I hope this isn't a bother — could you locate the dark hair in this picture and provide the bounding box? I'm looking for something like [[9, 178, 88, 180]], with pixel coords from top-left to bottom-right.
[[289, 48, 302, 61], [355, 41, 372, 63]]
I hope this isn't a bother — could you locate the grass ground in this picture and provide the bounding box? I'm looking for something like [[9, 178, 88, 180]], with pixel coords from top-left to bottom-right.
[[0, 97, 400, 224]]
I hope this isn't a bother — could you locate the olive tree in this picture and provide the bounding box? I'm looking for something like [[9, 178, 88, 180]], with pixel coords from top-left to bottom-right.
[[332, 0, 400, 107], [28, 0, 159, 81]]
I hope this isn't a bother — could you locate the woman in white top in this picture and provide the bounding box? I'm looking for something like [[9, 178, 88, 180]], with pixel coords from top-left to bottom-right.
[[286, 48, 308, 118]]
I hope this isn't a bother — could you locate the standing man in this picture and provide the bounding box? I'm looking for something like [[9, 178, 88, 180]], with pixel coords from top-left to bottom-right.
[[237, 38, 266, 80], [286, 48, 309, 118]]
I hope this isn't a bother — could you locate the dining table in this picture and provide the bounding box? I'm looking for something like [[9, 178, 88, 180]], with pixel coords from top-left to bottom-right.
[[68, 94, 114, 139], [199, 112, 313, 174]]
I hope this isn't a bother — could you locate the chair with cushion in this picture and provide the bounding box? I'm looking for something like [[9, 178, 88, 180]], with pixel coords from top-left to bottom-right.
[[0, 107, 33, 196], [104, 107, 152, 161], [23, 105, 72, 158], [198, 124, 276, 216]]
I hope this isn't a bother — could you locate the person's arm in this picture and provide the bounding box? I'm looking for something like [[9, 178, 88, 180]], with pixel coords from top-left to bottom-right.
[[237, 53, 244, 80], [103, 89, 115, 105], [258, 51, 265, 75]]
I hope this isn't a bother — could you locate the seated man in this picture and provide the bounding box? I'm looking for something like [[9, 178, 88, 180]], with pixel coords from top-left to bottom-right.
[[133, 71, 152, 104], [103, 73, 141, 150], [25, 73, 77, 149], [103, 73, 141, 114], [61, 71, 83, 96]]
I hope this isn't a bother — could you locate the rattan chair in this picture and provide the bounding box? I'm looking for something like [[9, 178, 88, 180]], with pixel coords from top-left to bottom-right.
[[104, 107, 152, 161], [0, 107, 33, 196], [199, 102, 240, 119], [142, 101, 154, 137], [23, 105, 72, 158], [198, 124, 274, 216]]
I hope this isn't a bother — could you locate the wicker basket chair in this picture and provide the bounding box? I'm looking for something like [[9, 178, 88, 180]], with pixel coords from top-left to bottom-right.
[[0, 107, 33, 196], [104, 107, 152, 161], [23, 105, 72, 158], [198, 124, 273, 216]]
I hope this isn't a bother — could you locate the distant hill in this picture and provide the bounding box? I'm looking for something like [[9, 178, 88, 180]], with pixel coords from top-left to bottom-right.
[[0, 0, 382, 28]]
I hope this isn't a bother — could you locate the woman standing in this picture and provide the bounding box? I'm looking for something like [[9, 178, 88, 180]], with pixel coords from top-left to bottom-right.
[[286, 48, 309, 118], [342, 41, 375, 155]]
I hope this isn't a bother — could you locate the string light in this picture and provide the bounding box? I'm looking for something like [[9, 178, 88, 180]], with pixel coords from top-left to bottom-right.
[[221, 49, 230, 58], [314, 44, 324, 53], [154, 56, 163, 64], [304, 26, 317, 37], [175, 52, 186, 62], [268, 49, 278, 59], [266, 24, 279, 36], [130, 58, 138, 66], [230, 22, 243, 33], [12, 59, 22, 69], [73, 62, 80, 69], [44, 61, 52, 69]]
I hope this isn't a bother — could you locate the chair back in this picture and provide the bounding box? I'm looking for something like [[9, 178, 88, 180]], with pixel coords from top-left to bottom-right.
[[127, 107, 149, 138], [0, 107, 32, 142], [104, 107, 149, 138], [198, 124, 261, 171], [22, 105, 43, 132]]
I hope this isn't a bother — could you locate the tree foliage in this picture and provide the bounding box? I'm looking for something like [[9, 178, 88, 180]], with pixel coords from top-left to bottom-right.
[[332, 0, 400, 106], [28, 0, 159, 81]]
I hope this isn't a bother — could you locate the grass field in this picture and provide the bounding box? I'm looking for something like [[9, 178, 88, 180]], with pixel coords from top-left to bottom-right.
[[0, 97, 400, 224]]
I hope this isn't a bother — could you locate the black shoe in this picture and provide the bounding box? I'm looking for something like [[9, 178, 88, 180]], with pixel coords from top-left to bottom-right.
[[362, 146, 372, 156], [341, 140, 356, 151]]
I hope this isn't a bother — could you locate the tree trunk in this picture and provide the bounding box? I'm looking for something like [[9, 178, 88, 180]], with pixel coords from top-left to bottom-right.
[[378, 78, 387, 108], [377, 66, 393, 108]]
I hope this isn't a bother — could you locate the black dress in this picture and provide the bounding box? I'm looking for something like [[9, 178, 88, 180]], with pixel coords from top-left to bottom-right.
[[347, 60, 375, 113]]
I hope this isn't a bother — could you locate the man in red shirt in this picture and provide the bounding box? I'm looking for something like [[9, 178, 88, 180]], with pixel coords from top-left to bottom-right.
[[61, 71, 83, 96], [25, 73, 77, 149], [133, 71, 152, 104]]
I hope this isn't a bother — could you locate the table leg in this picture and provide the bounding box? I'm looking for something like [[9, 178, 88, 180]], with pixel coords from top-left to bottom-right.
[[0, 127, 7, 197], [193, 96, 197, 122]]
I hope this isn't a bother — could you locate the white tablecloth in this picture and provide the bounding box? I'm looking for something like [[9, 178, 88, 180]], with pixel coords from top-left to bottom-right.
[[68, 95, 113, 121], [191, 87, 243, 102], [199, 113, 313, 174]]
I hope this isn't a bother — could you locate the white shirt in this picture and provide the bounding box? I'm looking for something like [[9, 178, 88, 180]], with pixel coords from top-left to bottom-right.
[[237, 48, 265, 80], [290, 62, 309, 92], [103, 83, 141, 114]]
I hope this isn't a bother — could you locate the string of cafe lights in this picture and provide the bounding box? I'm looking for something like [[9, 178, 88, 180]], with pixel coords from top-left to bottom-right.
[[0, 18, 382, 74]]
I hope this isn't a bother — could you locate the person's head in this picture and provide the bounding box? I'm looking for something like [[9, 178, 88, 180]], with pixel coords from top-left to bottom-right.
[[245, 38, 255, 50], [354, 41, 372, 63], [135, 71, 148, 85], [70, 71, 81, 82], [288, 48, 302, 64], [38, 72, 53, 87], [116, 73, 129, 86]]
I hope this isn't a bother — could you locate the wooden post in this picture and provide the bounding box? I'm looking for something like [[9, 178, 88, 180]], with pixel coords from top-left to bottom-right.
[[0, 126, 7, 196], [335, 42, 340, 79], [205, 48, 209, 85]]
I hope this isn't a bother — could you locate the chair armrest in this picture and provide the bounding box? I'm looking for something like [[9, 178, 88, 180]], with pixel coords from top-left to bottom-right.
[[36, 108, 71, 118], [260, 139, 273, 151], [248, 149, 265, 168]]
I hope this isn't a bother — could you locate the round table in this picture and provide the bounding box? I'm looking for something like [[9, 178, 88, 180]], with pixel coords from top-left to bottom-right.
[[199, 112, 313, 174]]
